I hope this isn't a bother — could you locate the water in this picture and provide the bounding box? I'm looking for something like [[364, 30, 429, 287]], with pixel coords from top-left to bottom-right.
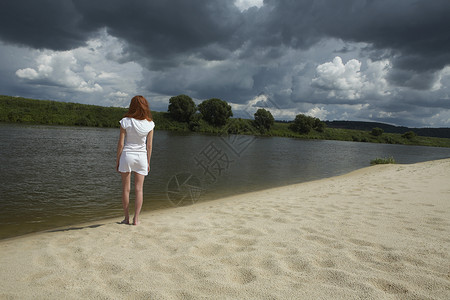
[[1, 123, 449, 239]]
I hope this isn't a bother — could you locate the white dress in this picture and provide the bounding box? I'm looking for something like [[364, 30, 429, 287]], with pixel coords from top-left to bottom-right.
[[118, 117, 155, 175]]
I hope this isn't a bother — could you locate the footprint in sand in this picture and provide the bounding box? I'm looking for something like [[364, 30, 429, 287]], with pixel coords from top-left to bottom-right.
[[317, 258, 336, 268], [305, 234, 343, 249], [191, 242, 226, 257], [283, 256, 312, 273], [229, 268, 256, 284], [272, 217, 289, 223], [348, 238, 374, 247], [372, 279, 409, 294]]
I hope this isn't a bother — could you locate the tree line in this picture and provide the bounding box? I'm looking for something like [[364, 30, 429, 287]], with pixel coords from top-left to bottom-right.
[[325, 120, 450, 139], [0, 93, 327, 135], [168, 94, 326, 135], [2, 95, 450, 147]]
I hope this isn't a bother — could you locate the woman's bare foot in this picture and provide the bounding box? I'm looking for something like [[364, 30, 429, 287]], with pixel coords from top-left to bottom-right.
[[120, 219, 129, 225], [132, 217, 139, 226]]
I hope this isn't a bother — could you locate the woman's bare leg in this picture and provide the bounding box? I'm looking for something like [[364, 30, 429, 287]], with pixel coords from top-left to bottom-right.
[[133, 172, 145, 225], [121, 172, 131, 224]]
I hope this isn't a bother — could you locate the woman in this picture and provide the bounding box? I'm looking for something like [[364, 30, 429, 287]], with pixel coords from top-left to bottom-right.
[[116, 95, 155, 225]]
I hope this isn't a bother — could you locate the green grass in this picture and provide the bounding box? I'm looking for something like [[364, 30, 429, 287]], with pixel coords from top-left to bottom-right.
[[2, 95, 450, 148], [266, 122, 450, 147], [0, 95, 127, 127]]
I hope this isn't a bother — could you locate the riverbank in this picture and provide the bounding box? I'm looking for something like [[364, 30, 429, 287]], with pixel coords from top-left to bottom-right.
[[1, 159, 449, 299], [2, 95, 450, 147]]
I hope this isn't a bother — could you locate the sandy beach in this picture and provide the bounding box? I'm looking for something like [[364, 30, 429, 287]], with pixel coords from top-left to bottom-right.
[[1, 159, 449, 299]]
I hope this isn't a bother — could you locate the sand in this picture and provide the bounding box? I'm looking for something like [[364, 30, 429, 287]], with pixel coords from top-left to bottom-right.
[[1, 159, 449, 299]]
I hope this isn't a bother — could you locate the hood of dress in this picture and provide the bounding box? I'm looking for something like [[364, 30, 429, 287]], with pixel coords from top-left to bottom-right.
[[131, 119, 154, 136]]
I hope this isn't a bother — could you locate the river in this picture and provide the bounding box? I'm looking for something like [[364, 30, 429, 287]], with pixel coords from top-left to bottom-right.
[[1, 123, 449, 239]]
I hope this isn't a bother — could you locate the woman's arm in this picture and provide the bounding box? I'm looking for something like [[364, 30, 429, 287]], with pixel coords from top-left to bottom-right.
[[146, 129, 154, 172], [116, 127, 126, 172]]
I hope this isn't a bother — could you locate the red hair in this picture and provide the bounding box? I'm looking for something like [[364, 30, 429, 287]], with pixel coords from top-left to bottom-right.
[[124, 95, 153, 121]]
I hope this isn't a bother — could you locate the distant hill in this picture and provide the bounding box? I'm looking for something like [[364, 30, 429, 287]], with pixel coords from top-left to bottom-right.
[[325, 121, 450, 139]]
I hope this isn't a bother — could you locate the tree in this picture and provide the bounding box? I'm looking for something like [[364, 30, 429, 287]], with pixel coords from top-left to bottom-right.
[[198, 98, 233, 126], [402, 131, 417, 140], [371, 127, 384, 136], [168, 94, 196, 122], [314, 117, 326, 132], [254, 108, 274, 132], [188, 113, 202, 131], [289, 114, 325, 134]]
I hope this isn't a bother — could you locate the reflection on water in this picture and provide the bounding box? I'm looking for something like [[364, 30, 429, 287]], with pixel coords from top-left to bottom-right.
[[1, 123, 449, 239]]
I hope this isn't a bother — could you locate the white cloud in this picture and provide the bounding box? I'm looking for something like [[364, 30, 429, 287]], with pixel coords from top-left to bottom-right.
[[15, 68, 39, 80], [364, 59, 391, 96], [105, 91, 131, 107], [78, 82, 103, 93], [312, 56, 364, 99], [234, 0, 263, 12], [231, 93, 298, 120], [430, 111, 450, 126], [376, 111, 393, 119], [311, 56, 394, 101], [431, 65, 450, 91], [14, 31, 143, 104], [98, 72, 117, 79], [306, 106, 328, 120], [109, 91, 128, 98], [4, 30, 450, 127], [16, 50, 103, 93]]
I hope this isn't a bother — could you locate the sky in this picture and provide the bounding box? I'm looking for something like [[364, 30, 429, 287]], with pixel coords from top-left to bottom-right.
[[1, 0, 450, 127]]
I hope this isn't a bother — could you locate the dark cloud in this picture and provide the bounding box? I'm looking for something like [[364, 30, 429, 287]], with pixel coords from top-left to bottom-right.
[[0, 0, 94, 50], [1, 0, 450, 126], [255, 0, 450, 89], [387, 68, 440, 90], [2, 0, 449, 75], [72, 0, 243, 69], [0, 0, 243, 67]]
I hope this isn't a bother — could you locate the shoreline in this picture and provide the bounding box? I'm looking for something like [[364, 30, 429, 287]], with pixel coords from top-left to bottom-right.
[[0, 161, 369, 242], [0, 161, 402, 242], [2, 114, 450, 149], [1, 159, 449, 299]]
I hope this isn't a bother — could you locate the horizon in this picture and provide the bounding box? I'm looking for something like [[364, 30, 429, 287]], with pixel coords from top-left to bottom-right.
[[4, 94, 450, 130]]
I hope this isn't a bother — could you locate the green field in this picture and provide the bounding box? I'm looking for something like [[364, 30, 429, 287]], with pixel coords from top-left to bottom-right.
[[1, 95, 450, 148]]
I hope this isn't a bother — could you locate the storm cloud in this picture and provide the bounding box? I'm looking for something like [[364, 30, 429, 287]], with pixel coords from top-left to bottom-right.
[[0, 0, 449, 126]]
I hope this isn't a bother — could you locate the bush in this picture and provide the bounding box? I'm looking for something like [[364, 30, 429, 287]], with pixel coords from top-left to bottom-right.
[[402, 131, 417, 140], [314, 118, 326, 132], [188, 113, 202, 131], [198, 98, 233, 127], [226, 118, 255, 134], [168, 94, 197, 122], [370, 156, 396, 165], [371, 127, 384, 136], [254, 108, 274, 133], [289, 114, 325, 134]]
